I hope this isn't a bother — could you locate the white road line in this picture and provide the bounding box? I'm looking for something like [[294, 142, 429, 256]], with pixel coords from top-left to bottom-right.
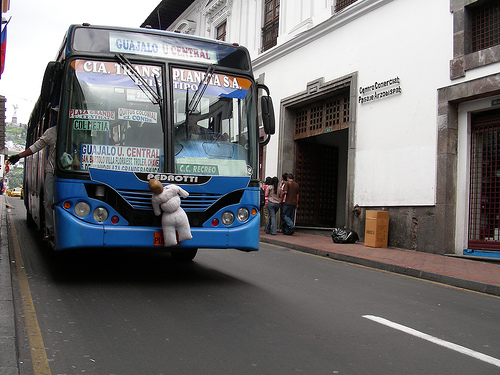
[[363, 315, 500, 368]]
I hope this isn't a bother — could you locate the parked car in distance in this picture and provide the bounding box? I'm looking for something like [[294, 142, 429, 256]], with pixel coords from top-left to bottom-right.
[[7, 186, 23, 198]]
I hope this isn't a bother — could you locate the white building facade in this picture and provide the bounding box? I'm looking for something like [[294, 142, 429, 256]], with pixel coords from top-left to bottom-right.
[[143, 0, 500, 257]]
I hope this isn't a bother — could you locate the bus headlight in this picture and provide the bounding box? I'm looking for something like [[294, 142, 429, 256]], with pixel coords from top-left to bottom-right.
[[93, 207, 109, 223], [221, 211, 234, 225], [74, 202, 91, 217], [236, 207, 250, 222]]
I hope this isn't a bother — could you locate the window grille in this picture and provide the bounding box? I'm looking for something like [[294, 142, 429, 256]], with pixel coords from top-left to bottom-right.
[[310, 104, 323, 132], [468, 110, 500, 250], [293, 93, 350, 140], [335, 0, 358, 12], [471, 1, 500, 52], [295, 109, 308, 137]]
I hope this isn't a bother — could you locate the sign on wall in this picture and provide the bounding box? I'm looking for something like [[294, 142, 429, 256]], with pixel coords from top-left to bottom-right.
[[358, 77, 402, 104]]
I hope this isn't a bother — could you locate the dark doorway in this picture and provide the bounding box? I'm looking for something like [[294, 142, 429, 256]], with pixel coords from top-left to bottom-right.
[[295, 140, 338, 227]]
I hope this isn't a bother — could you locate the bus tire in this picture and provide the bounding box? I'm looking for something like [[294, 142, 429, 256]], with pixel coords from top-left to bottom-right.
[[171, 249, 198, 262]]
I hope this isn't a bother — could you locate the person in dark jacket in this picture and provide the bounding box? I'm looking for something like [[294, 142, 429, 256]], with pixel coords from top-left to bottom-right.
[[280, 173, 299, 235]]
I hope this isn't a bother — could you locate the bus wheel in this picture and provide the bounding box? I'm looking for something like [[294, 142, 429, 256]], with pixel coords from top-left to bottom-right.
[[171, 249, 198, 262]]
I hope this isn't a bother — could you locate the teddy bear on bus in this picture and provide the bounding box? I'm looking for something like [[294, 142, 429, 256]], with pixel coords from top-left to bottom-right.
[[149, 178, 192, 247]]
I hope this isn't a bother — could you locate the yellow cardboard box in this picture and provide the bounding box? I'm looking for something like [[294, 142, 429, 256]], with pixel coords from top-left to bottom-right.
[[364, 210, 389, 248]]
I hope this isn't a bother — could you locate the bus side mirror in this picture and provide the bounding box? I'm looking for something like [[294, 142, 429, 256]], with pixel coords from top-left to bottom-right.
[[261, 95, 275, 135], [41, 61, 62, 102], [258, 84, 275, 147], [258, 84, 275, 136]]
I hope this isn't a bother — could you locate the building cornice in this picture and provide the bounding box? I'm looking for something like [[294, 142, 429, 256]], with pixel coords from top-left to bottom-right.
[[252, 0, 393, 70]]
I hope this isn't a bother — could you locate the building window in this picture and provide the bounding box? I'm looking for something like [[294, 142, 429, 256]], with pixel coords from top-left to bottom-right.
[[471, 1, 500, 52], [451, 0, 500, 79], [216, 22, 227, 41], [173, 20, 197, 35], [335, 0, 358, 12], [262, 0, 280, 52]]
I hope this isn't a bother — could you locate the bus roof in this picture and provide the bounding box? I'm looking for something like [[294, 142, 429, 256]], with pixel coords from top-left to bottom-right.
[[59, 24, 252, 73]]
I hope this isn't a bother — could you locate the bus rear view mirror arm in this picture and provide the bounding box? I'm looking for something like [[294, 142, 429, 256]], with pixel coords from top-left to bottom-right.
[[41, 61, 63, 103]]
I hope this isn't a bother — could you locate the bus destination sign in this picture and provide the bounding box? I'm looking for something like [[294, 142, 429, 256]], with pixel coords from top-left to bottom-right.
[[110, 32, 218, 64]]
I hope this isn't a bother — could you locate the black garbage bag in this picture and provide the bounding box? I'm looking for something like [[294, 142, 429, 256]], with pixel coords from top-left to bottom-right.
[[331, 228, 359, 244]]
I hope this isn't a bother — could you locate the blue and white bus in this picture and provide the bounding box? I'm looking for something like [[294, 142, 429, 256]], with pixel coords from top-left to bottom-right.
[[24, 24, 275, 260]]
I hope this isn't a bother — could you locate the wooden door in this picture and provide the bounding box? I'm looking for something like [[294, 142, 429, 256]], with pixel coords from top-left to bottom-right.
[[295, 141, 338, 227]]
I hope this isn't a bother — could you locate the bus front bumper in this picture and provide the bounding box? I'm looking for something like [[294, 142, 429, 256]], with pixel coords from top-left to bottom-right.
[[54, 207, 260, 251]]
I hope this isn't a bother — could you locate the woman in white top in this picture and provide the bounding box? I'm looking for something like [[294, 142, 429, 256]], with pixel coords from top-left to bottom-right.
[[265, 176, 281, 235]]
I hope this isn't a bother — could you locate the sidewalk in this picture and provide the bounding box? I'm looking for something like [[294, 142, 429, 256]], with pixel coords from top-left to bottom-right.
[[260, 228, 500, 297]]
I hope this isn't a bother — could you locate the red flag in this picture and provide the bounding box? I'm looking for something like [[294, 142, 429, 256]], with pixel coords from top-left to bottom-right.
[[0, 22, 7, 76]]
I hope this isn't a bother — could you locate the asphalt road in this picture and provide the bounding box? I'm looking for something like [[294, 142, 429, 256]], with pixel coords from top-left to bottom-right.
[[6, 197, 500, 375]]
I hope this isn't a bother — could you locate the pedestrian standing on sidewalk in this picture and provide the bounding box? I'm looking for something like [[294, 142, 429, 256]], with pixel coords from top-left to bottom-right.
[[279, 173, 288, 233], [281, 173, 299, 235], [262, 176, 272, 228], [265, 176, 281, 235]]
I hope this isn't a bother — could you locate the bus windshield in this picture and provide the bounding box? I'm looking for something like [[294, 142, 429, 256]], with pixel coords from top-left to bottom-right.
[[63, 59, 163, 173], [172, 67, 255, 177], [61, 59, 257, 177]]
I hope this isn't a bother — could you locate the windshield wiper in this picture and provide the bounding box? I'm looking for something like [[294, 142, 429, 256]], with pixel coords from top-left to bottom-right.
[[183, 65, 216, 139], [115, 53, 162, 106], [188, 65, 215, 115]]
